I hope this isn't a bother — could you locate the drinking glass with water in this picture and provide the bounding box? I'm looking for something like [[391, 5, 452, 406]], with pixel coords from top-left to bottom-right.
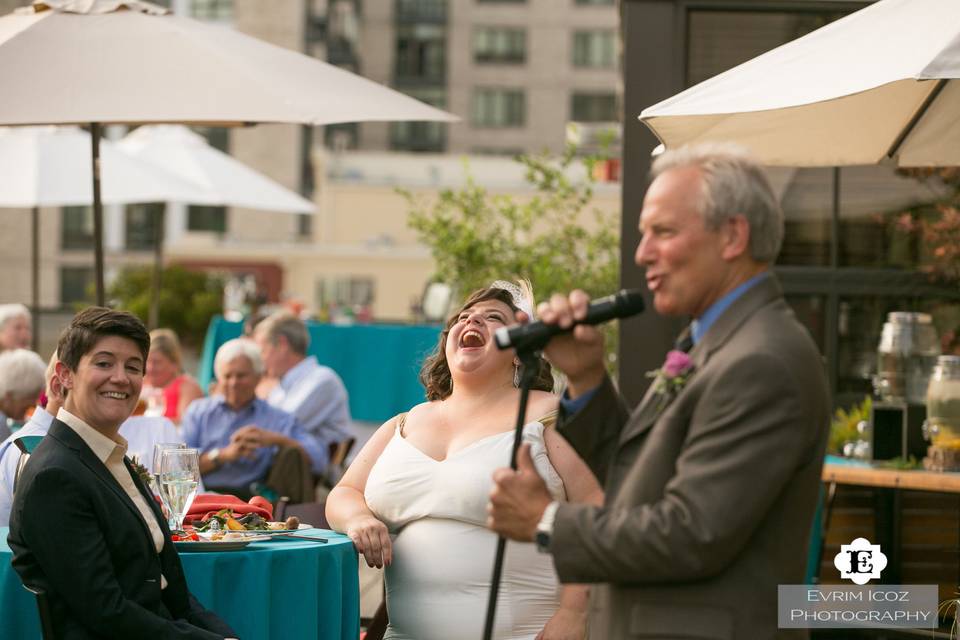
[[159, 447, 200, 533]]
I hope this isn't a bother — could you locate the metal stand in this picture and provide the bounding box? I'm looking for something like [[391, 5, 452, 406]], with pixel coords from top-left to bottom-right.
[[482, 350, 541, 640]]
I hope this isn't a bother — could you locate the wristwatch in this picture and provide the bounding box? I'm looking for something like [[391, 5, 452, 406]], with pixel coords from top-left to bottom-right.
[[535, 501, 559, 553], [207, 447, 222, 468]]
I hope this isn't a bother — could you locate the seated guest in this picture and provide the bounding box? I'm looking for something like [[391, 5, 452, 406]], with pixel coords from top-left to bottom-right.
[[0, 304, 31, 352], [253, 312, 352, 471], [181, 338, 327, 501], [0, 352, 184, 526], [142, 328, 203, 423], [0, 348, 46, 440], [8, 307, 236, 639]]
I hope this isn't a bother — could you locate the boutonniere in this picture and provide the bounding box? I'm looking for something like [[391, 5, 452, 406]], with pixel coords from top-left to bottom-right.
[[130, 455, 153, 488], [646, 350, 695, 408]]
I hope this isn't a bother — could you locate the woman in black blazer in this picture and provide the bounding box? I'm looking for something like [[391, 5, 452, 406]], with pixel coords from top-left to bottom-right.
[[8, 307, 237, 639]]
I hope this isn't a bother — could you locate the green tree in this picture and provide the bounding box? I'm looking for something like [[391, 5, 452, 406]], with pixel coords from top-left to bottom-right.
[[403, 144, 621, 366], [107, 266, 224, 346]]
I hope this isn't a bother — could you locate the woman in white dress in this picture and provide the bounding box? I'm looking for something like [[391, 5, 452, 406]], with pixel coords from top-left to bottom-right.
[[327, 283, 603, 640]]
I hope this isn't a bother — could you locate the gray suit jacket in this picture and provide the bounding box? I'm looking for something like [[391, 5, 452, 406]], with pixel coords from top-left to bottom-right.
[[553, 275, 829, 639]]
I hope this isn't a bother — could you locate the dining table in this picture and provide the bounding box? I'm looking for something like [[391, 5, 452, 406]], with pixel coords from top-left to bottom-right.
[[0, 526, 360, 640]]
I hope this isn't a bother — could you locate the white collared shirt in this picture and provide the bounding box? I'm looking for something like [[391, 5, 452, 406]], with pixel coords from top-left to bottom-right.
[[57, 408, 167, 588]]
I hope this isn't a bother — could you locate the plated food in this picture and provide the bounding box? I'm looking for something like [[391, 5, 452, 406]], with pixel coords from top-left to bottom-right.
[[194, 509, 302, 533]]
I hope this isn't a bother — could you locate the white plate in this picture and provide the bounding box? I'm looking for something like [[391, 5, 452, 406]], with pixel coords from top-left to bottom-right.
[[174, 534, 271, 551]]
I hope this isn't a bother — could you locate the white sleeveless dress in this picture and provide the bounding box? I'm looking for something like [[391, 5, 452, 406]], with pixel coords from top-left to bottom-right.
[[365, 419, 566, 640]]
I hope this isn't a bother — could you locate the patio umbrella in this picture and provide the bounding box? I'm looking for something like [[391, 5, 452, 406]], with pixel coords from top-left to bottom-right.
[[0, 0, 457, 304], [117, 125, 314, 213], [639, 0, 960, 168], [0, 125, 209, 344], [117, 124, 315, 327]]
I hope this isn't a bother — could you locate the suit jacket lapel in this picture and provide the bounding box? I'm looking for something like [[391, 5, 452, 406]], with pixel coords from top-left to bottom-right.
[[48, 420, 157, 541], [617, 274, 782, 447]]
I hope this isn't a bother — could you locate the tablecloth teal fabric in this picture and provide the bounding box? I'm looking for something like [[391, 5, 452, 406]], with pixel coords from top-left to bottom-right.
[[0, 527, 359, 640], [198, 317, 441, 424]]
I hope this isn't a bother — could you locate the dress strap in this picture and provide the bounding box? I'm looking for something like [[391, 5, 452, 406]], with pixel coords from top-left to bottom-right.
[[534, 409, 559, 429], [396, 411, 409, 437]]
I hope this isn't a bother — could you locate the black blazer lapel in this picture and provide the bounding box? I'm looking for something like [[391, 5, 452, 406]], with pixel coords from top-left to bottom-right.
[[48, 420, 157, 544]]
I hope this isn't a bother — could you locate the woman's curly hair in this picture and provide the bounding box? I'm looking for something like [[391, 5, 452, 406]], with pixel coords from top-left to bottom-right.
[[419, 286, 553, 401]]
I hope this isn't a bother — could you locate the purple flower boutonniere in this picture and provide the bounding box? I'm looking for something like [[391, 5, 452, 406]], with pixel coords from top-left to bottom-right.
[[647, 350, 695, 408]]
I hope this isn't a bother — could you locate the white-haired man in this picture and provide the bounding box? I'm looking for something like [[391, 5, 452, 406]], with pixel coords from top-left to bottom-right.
[[181, 338, 327, 500], [489, 144, 831, 639], [0, 304, 31, 352], [253, 312, 352, 472], [0, 348, 46, 440]]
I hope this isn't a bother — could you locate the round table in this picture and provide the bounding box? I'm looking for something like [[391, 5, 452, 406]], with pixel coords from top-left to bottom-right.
[[0, 527, 359, 640]]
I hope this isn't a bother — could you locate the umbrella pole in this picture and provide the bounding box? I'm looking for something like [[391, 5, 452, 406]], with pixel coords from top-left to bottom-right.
[[149, 205, 165, 329], [90, 122, 105, 306], [31, 205, 39, 351]]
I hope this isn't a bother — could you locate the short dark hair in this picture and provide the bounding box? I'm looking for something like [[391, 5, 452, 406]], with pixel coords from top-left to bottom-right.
[[57, 307, 151, 371], [419, 287, 553, 401]]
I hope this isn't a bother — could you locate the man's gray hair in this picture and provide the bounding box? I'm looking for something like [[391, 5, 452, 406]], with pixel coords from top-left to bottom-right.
[[0, 303, 30, 330], [652, 143, 784, 263], [0, 349, 46, 399], [255, 311, 309, 356], [214, 338, 264, 377]]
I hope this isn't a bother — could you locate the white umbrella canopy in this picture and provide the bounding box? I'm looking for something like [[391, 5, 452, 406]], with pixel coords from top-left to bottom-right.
[[0, 125, 208, 206], [0, 1, 457, 127], [0, 124, 210, 344], [0, 0, 458, 304], [639, 0, 960, 167], [118, 125, 314, 213]]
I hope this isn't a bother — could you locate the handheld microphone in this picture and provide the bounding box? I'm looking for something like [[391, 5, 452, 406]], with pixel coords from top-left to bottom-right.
[[494, 289, 646, 353]]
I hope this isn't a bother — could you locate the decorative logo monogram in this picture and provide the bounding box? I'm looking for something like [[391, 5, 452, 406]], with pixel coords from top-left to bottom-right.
[[833, 537, 888, 585]]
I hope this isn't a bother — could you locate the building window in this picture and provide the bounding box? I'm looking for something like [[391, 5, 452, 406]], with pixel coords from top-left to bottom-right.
[[473, 27, 526, 64], [572, 30, 616, 68], [187, 206, 227, 233], [396, 0, 447, 23], [325, 123, 359, 151], [60, 267, 94, 305], [61, 206, 94, 250], [391, 89, 448, 152], [472, 88, 525, 128], [185, 127, 228, 233], [571, 92, 618, 122], [191, 0, 233, 21], [125, 203, 163, 251], [297, 213, 312, 238], [395, 24, 446, 84]]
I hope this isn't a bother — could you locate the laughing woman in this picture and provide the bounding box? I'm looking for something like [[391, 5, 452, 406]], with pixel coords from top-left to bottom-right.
[[326, 282, 603, 640], [8, 308, 236, 640]]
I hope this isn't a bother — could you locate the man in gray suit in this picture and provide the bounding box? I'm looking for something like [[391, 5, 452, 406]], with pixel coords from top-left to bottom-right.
[[489, 144, 830, 639]]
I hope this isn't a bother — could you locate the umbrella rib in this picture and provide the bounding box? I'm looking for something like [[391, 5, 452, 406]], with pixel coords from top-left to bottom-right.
[[885, 78, 947, 160]]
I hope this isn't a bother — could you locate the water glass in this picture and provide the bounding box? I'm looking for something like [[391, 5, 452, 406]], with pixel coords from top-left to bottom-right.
[[158, 448, 200, 532]]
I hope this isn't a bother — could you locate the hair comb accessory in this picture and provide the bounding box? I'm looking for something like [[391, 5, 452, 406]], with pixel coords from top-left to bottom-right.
[[491, 280, 535, 318]]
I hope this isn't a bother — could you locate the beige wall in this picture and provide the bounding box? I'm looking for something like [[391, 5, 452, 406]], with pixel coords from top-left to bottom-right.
[[226, 0, 309, 244]]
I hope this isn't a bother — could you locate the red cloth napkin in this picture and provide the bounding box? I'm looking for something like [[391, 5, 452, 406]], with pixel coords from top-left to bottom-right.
[[185, 493, 273, 523]]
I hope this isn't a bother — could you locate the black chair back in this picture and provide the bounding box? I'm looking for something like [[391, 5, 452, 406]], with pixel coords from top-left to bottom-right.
[[22, 584, 56, 640]]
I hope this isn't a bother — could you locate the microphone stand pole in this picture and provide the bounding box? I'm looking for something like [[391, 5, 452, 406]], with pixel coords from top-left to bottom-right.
[[482, 349, 542, 640]]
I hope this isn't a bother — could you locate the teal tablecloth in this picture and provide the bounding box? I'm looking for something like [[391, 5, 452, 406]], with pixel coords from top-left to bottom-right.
[[0, 527, 359, 640], [199, 317, 441, 424]]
